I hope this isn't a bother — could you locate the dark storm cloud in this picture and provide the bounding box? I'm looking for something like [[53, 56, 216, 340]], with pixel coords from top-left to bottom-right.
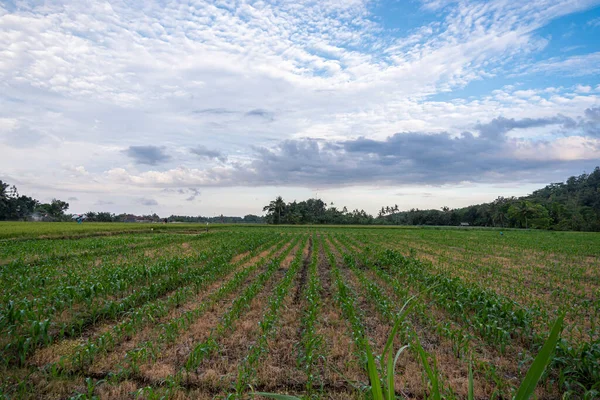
[[339, 131, 564, 184], [240, 133, 530, 186], [124, 145, 171, 165], [190, 145, 227, 162], [116, 108, 598, 189], [582, 107, 600, 137], [473, 115, 574, 140], [229, 109, 600, 187], [473, 108, 600, 139]]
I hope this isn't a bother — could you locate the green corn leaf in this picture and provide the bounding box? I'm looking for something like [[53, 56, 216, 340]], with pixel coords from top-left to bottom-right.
[[513, 313, 565, 400], [468, 360, 474, 400], [413, 335, 441, 400], [382, 295, 416, 370], [386, 344, 410, 400], [366, 341, 384, 400], [386, 348, 394, 400]]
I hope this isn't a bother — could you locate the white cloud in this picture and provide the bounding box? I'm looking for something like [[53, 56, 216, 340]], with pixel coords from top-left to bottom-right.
[[0, 117, 18, 132], [63, 165, 90, 176], [520, 52, 600, 77], [588, 17, 600, 27], [513, 136, 600, 161], [576, 85, 592, 93]]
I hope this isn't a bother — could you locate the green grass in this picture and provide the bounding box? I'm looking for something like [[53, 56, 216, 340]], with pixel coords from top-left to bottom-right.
[[0, 221, 216, 239]]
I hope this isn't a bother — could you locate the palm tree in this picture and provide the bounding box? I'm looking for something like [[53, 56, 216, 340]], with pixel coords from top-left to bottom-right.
[[509, 200, 536, 229], [263, 196, 286, 224]]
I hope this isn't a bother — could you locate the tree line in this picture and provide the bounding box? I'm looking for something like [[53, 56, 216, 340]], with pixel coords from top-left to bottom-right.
[[0, 181, 70, 221], [262, 197, 374, 225], [3, 166, 599, 230], [0, 180, 265, 224], [262, 167, 600, 231], [167, 214, 264, 223]]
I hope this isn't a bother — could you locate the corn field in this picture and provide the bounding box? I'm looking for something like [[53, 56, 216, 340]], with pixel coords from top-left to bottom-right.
[[0, 224, 599, 399]]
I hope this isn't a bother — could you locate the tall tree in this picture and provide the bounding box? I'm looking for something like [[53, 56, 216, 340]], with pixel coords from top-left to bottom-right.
[[263, 196, 286, 224]]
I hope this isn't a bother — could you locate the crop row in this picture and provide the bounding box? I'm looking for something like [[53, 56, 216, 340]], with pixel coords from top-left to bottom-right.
[[322, 235, 457, 399], [0, 233, 152, 263], [112, 235, 294, 377], [331, 235, 496, 396], [54, 233, 286, 375], [334, 235, 474, 360], [0, 232, 202, 304], [339, 232, 600, 397], [369, 232, 600, 344], [323, 237, 369, 367], [341, 234, 539, 349], [0, 233, 217, 332], [234, 235, 309, 395], [297, 234, 325, 396], [1, 232, 279, 367], [183, 235, 303, 372]]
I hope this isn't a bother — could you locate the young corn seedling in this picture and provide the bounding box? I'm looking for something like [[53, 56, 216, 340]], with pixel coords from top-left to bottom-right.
[[185, 237, 301, 372], [256, 295, 415, 400], [235, 237, 308, 395], [256, 295, 565, 400]]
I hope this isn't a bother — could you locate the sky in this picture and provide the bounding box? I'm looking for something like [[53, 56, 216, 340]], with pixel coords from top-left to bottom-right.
[[1, 0, 600, 217]]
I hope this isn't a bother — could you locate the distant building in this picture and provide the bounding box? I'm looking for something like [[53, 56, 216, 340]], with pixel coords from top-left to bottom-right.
[[460, 222, 470, 226]]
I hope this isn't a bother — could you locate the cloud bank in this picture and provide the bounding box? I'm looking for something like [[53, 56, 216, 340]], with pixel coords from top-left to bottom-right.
[[105, 107, 600, 188]]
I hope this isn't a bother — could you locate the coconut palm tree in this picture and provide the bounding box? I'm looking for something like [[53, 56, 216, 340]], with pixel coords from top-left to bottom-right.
[[263, 196, 286, 224]]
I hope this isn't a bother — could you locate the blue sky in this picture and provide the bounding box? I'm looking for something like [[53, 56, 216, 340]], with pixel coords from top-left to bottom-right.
[[1, 0, 599, 216]]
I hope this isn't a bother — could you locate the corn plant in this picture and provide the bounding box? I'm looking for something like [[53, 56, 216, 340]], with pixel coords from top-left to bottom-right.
[[256, 306, 564, 400], [112, 236, 290, 374], [297, 235, 325, 396], [51, 234, 282, 373], [235, 236, 308, 395], [185, 236, 302, 372]]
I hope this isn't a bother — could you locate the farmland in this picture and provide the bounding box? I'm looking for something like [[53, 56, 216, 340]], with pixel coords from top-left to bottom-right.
[[0, 223, 599, 399]]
